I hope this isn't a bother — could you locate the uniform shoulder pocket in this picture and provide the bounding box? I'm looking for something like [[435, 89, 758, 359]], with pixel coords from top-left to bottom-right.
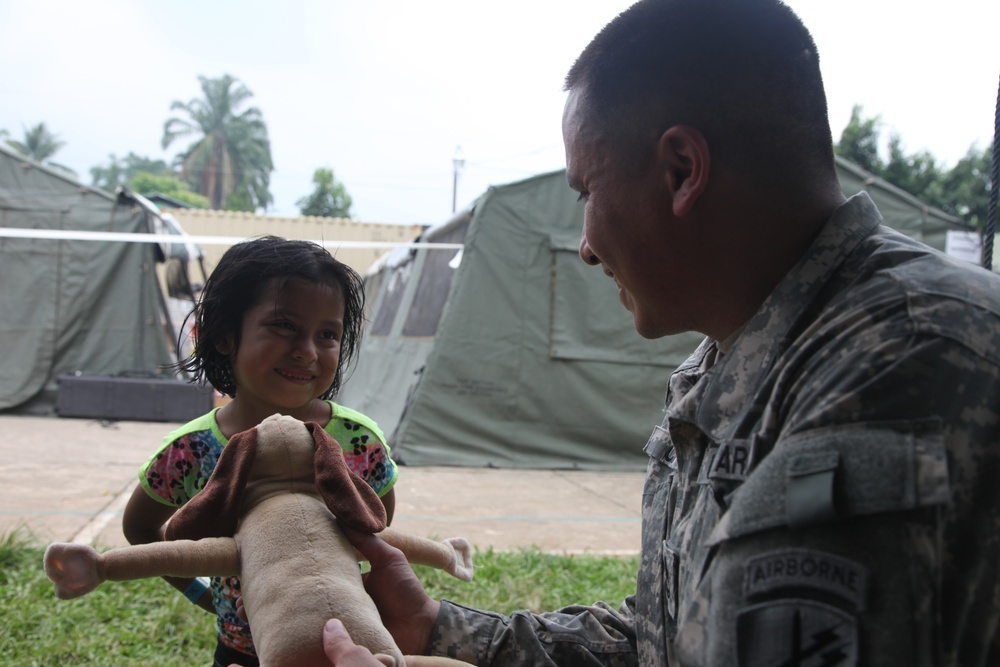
[[707, 420, 949, 545]]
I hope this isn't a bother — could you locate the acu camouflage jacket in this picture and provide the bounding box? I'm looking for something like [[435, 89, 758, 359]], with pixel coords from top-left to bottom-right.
[[427, 194, 1000, 666]]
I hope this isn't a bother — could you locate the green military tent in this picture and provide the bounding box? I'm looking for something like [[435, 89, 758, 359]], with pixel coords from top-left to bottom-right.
[[335, 156, 973, 471], [0, 144, 179, 414]]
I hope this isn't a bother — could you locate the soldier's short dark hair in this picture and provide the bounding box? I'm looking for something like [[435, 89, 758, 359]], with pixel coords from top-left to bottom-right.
[[565, 0, 835, 186]]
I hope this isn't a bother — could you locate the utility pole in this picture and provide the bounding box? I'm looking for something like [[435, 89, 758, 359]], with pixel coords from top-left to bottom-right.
[[452, 145, 465, 213]]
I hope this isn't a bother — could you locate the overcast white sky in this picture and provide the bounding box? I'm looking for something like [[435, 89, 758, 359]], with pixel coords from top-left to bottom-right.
[[1, 0, 996, 225]]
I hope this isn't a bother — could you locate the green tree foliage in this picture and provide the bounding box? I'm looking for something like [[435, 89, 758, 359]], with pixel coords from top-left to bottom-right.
[[224, 178, 257, 212], [127, 171, 209, 208], [296, 167, 354, 218], [836, 105, 993, 227], [4, 122, 76, 176], [883, 135, 942, 202], [937, 145, 993, 227], [162, 74, 274, 211], [835, 105, 884, 175], [90, 152, 171, 192]]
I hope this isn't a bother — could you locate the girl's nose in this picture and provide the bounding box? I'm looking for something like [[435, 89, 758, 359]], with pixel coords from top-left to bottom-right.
[[292, 337, 317, 361]]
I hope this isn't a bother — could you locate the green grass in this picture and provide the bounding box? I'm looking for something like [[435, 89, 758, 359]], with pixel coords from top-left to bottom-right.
[[1, 529, 638, 666]]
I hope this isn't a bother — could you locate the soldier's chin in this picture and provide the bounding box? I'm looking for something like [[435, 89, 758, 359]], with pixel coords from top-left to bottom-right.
[[627, 303, 654, 339], [630, 306, 675, 340], [618, 288, 633, 312]]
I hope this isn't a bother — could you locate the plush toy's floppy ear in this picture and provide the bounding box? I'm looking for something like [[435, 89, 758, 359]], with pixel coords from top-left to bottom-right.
[[165, 427, 260, 541], [308, 422, 387, 533]]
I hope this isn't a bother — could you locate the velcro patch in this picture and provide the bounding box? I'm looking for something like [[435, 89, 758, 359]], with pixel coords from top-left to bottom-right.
[[737, 599, 857, 667], [744, 549, 869, 611], [644, 425, 677, 469]]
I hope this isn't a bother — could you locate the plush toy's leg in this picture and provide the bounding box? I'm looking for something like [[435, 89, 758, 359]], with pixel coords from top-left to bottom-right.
[[377, 529, 474, 582], [437, 538, 474, 582], [100, 537, 239, 580], [44, 537, 239, 600], [44, 543, 103, 599]]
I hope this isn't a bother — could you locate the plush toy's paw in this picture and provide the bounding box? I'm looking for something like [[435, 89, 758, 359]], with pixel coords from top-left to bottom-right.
[[442, 537, 473, 582], [43, 542, 105, 599]]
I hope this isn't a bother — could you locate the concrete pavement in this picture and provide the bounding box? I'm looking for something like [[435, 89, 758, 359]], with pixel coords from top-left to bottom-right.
[[0, 415, 644, 555]]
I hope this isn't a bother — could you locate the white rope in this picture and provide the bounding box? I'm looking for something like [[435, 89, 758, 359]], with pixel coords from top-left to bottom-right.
[[0, 227, 464, 249]]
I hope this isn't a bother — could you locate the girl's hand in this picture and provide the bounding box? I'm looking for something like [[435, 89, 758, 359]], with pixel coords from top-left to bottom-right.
[[235, 594, 247, 622]]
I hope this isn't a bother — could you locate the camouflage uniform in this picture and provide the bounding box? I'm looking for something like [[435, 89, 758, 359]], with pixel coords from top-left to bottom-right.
[[428, 193, 1000, 666]]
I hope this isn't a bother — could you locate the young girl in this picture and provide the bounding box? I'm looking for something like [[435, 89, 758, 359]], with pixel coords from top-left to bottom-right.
[[122, 236, 397, 667]]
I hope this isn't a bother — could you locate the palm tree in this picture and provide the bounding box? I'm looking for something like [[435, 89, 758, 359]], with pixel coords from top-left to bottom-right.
[[162, 74, 273, 210], [4, 122, 76, 175]]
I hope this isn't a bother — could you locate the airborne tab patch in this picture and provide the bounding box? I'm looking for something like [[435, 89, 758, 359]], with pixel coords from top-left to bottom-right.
[[744, 549, 869, 611]]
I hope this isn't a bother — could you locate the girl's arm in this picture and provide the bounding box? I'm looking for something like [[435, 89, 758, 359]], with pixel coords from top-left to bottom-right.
[[122, 485, 216, 613]]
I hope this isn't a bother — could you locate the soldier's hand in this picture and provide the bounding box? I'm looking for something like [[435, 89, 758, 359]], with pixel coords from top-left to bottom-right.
[[342, 526, 441, 656], [322, 619, 387, 666]]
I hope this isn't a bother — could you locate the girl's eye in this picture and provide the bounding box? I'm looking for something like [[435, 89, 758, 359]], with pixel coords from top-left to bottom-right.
[[270, 321, 295, 332], [321, 330, 341, 342], [576, 191, 590, 203]]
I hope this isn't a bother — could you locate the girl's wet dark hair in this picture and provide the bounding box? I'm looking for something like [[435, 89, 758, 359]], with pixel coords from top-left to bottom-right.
[[176, 235, 365, 399]]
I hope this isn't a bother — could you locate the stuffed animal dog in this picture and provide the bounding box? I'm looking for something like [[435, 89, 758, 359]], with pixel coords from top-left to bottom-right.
[[44, 414, 473, 667]]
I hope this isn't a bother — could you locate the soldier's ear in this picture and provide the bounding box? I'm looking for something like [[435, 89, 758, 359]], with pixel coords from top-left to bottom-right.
[[657, 124, 709, 218]]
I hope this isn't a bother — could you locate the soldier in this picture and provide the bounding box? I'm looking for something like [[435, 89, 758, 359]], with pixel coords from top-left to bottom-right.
[[309, 0, 1000, 665]]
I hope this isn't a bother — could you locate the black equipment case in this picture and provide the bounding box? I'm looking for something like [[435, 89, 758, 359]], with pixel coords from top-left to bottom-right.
[[55, 373, 214, 423]]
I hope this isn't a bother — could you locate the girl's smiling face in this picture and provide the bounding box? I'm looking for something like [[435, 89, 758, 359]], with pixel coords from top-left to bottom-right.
[[220, 277, 345, 421]]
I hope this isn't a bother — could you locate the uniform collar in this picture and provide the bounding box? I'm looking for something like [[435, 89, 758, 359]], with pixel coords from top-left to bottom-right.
[[666, 193, 883, 444]]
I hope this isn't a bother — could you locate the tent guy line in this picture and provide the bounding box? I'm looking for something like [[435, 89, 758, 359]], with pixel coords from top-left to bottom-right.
[[0, 227, 464, 250]]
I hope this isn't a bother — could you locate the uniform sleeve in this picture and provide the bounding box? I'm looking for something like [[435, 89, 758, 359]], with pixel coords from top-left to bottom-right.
[[428, 597, 638, 666], [687, 333, 1000, 666]]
